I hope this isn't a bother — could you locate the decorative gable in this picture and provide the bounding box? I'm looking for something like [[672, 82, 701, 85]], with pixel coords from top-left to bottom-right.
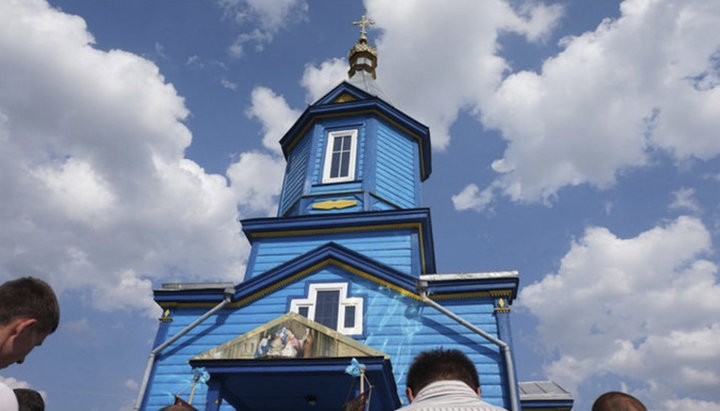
[[314, 81, 375, 106], [192, 311, 386, 361]]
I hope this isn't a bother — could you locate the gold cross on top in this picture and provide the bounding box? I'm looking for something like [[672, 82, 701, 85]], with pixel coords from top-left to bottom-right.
[[352, 15, 375, 40]]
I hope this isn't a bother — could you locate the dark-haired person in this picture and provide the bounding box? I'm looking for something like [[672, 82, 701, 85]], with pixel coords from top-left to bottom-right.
[[14, 388, 44, 411], [0, 277, 60, 370], [397, 348, 508, 410], [592, 391, 647, 411]]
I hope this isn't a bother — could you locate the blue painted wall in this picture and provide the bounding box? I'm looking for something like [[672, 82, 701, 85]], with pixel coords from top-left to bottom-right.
[[143, 267, 508, 410], [277, 114, 423, 217], [278, 129, 312, 216], [244, 228, 419, 280], [373, 118, 419, 210]]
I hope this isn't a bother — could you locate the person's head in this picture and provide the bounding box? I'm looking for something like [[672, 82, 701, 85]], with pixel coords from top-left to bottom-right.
[[592, 391, 647, 411], [14, 388, 45, 411], [0, 277, 60, 369], [405, 348, 480, 401]]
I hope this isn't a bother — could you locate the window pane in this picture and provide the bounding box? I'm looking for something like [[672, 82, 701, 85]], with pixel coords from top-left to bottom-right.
[[341, 135, 351, 151], [298, 306, 309, 318], [340, 152, 350, 176], [344, 306, 356, 329], [325, 133, 354, 181], [333, 136, 343, 151], [315, 291, 339, 329], [330, 153, 341, 178]]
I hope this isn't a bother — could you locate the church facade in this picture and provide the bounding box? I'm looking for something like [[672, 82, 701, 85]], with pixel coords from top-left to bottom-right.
[[136, 19, 572, 411]]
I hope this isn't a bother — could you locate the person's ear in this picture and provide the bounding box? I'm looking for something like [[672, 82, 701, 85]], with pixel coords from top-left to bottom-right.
[[11, 318, 37, 337], [476, 386, 482, 396], [406, 387, 414, 402]]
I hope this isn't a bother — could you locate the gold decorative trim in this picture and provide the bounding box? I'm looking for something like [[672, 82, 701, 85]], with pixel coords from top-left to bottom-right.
[[431, 290, 514, 300], [158, 308, 173, 322], [494, 298, 511, 313], [312, 199, 357, 210], [333, 93, 357, 103], [159, 258, 424, 310]]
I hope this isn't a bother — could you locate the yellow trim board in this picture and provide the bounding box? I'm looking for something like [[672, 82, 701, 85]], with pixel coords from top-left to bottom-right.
[[312, 199, 358, 210]]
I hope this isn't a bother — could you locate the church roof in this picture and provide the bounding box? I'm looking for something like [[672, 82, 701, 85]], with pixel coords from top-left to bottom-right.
[[347, 69, 390, 101], [519, 381, 574, 410]]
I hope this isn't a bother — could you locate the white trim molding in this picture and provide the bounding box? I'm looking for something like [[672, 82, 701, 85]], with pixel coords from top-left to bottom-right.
[[290, 282, 363, 335], [322, 129, 358, 183]]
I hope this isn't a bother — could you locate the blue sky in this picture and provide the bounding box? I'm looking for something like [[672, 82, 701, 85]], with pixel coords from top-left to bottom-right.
[[1, 1, 719, 410]]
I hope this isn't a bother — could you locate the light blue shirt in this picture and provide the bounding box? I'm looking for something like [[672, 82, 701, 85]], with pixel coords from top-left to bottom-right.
[[396, 380, 508, 411]]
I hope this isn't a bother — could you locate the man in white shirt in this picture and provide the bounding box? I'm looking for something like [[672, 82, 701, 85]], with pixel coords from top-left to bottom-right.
[[0, 381, 19, 411], [396, 348, 508, 411]]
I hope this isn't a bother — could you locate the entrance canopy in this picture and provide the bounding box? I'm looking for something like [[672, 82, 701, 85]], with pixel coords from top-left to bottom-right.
[[190, 312, 400, 410]]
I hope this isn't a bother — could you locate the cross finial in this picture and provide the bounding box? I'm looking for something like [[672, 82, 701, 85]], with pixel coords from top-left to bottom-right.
[[352, 15, 375, 40]]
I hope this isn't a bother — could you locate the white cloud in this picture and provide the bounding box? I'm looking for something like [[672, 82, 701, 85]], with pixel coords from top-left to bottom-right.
[[245, 86, 300, 153], [185, 54, 202, 67], [153, 42, 167, 60], [451, 183, 497, 213], [472, 0, 720, 206], [293, 1, 562, 151], [123, 379, 139, 391], [301, 58, 348, 103], [220, 77, 238, 91], [31, 158, 116, 228], [663, 397, 720, 411], [0, 0, 248, 315], [227, 151, 285, 216], [0, 376, 32, 390], [219, 0, 308, 58], [670, 187, 701, 214], [518, 216, 720, 408], [364, 0, 563, 150]]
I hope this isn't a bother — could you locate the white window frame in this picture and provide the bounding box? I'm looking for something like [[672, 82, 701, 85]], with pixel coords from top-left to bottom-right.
[[290, 282, 363, 335], [322, 129, 358, 184]]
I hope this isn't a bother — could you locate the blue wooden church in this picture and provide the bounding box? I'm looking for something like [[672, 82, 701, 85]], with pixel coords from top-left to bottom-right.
[[135, 18, 572, 411]]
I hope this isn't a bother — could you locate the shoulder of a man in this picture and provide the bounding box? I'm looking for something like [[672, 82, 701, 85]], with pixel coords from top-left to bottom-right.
[[0, 381, 19, 411], [395, 380, 509, 411]]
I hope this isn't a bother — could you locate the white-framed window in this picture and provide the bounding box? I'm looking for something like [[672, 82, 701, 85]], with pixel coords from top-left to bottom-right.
[[322, 129, 358, 183], [290, 283, 363, 335]]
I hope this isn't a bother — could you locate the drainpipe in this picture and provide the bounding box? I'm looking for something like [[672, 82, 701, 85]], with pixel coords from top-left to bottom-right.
[[134, 288, 235, 411], [418, 286, 519, 411]]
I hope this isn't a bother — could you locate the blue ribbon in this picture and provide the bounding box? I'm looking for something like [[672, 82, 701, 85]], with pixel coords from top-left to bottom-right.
[[192, 367, 210, 384], [345, 357, 366, 377]]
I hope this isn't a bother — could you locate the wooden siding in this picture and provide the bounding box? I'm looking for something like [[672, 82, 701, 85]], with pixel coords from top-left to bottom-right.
[[143, 268, 509, 410], [374, 119, 418, 209], [245, 229, 416, 279], [279, 131, 311, 216]]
